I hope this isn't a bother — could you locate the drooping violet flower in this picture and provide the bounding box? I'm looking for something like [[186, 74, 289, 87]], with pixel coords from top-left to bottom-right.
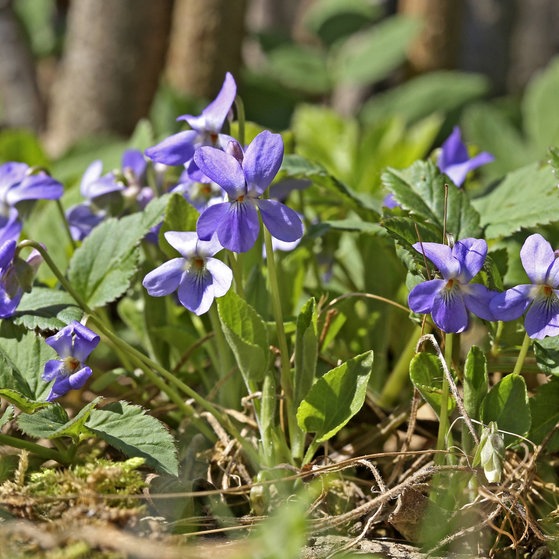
[[66, 150, 153, 241], [408, 238, 495, 333], [194, 131, 303, 253], [490, 234, 559, 339], [0, 162, 63, 233], [42, 321, 100, 401], [437, 126, 494, 187], [143, 231, 232, 315], [0, 240, 42, 318], [145, 72, 237, 180]]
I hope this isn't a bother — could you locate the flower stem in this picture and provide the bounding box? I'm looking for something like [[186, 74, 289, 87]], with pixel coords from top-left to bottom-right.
[[435, 333, 453, 465], [55, 199, 77, 252], [263, 227, 301, 461], [512, 332, 531, 376], [0, 433, 64, 463], [234, 95, 246, 147]]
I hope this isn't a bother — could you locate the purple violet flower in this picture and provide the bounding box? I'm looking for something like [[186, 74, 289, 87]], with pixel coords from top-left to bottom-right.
[[0, 240, 42, 318], [408, 238, 495, 333], [0, 162, 63, 236], [143, 231, 233, 315], [194, 130, 303, 253], [437, 126, 494, 187], [490, 234, 559, 339], [145, 73, 237, 179], [172, 169, 225, 212], [42, 321, 100, 401]]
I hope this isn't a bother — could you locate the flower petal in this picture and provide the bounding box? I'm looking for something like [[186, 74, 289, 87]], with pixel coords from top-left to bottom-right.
[[145, 130, 197, 166], [408, 279, 445, 314], [525, 295, 559, 339], [176, 269, 215, 315], [68, 366, 93, 390], [6, 173, 63, 205], [462, 283, 495, 321], [193, 147, 245, 197], [42, 359, 64, 382], [143, 258, 185, 297], [452, 238, 487, 282], [520, 234, 555, 284], [257, 199, 303, 242], [438, 127, 469, 173], [0, 162, 28, 194], [0, 239, 17, 271], [205, 257, 233, 297], [243, 131, 284, 195], [412, 242, 459, 279], [70, 322, 100, 362], [178, 72, 237, 132], [80, 160, 104, 196], [196, 203, 231, 241], [164, 231, 199, 258], [46, 376, 71, 401], [122, 149, 146, 180], [431, 291, 469, 333], [490, 284, 532, 321], [216, 202, 260, 253], [0, 209, 22, 246], [46, 326, 73, 357]]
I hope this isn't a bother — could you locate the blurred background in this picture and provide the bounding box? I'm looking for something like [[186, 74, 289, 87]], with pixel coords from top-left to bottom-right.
[[0, 0, 558, 165]]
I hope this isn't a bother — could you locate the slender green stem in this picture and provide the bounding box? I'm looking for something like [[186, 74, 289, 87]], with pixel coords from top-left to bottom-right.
[[512, 332, 532, 376], [17, 240, 93, 315], [234, 95, 246, 147], [228, 252, 244, 297], [0, 434, 64, 462], [263, 227, 301, 461], [56, 199, 77, 252], [435, 333, 453, 465], [379, 326, 424, 407]]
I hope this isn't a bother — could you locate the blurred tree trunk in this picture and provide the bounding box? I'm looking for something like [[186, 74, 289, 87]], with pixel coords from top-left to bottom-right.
[[165, 0, 247, 99], [398, 0, 463, 74], [45, 0, 173, 157], [459, 0, 516, 95], [0, 0, 44, 131], [507, 0, 559, 91]]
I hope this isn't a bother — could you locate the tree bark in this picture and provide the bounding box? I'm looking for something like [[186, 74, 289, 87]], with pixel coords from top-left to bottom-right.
[[165, 0, 247, 99], [45, 0, 173, 157], [398, 0, 463, 75], [0, 0, 44, 131]]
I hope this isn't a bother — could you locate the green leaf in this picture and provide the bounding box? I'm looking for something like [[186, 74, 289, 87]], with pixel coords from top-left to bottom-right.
[[533, 336, 559, 376], [331, 15, 421, 86], [530, 379, 559, 451], [294, 298, 318, 409], [282, 154, 378, 215], [523, 57, 559, 154], [0, 128, 50, 167], [472, 162, 559, 239], [217, 291, 269, 384], [0, 390, 50, 414], [158, 192, 199, 259], [14, 288, 82, 331], [296, 350, 373, 442], [307, 219, 381, 236], [463, 346, 488, 421], [128, 119, 155, 152], [382, 160, 481, 240], [86, 401, 178, 476], [266, 45, 330, 95], [0, 322, 54, 400], [0, 406, 13, 429], [361, 71, 489, 125], [409, 353, 455, 416], [381, 216, 442, 255], [481, 375, 531, 447], [67, 195, 169, 309]]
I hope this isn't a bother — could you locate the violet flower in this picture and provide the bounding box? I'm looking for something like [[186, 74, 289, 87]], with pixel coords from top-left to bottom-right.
[[0, 240, 42, 318], [42, 321, 100, 401], [143, 231, 232, 315], [145, 72, 237, 180], [0, 162, 63, 236], [437, 126, 494, 187], [194, 131, 303, 253], [172, 169, 225, 212], [490, 234, 559, 339], [408, 238, 495, 333]]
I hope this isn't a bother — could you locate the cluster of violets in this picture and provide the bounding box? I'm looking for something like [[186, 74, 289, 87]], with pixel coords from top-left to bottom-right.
[[409, 233, 559, 339], [0, 71, 558, 401]]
